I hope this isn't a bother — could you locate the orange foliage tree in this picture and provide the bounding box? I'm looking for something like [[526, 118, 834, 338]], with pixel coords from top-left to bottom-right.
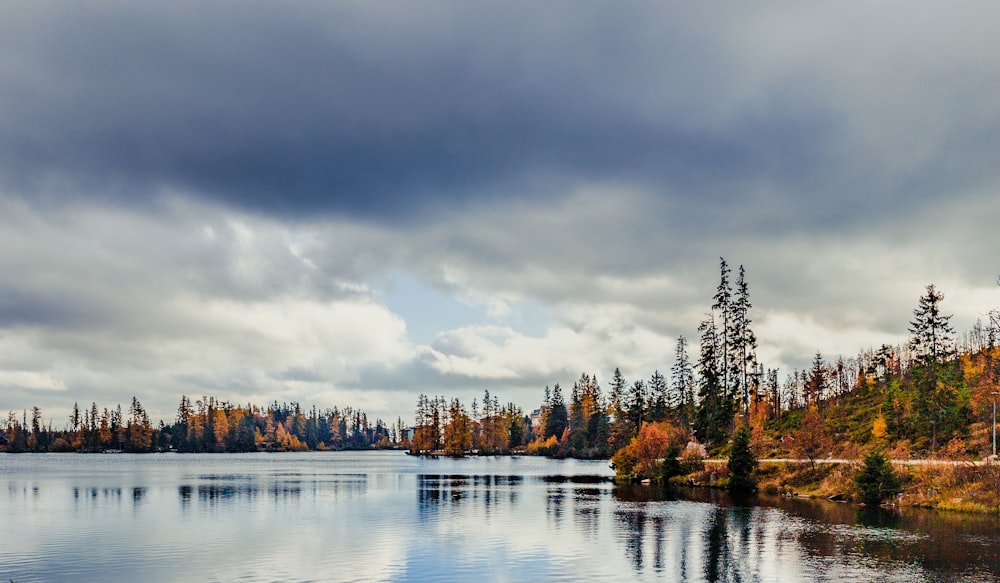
[[611, 421, 690, 480]]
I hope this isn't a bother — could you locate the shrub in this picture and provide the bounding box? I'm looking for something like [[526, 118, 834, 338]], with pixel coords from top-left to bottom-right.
[[525, 435, 559, 456], [48, 437, 72, 452]]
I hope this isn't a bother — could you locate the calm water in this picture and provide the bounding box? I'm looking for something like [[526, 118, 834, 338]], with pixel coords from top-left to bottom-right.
[[1, 451, 999, 582]]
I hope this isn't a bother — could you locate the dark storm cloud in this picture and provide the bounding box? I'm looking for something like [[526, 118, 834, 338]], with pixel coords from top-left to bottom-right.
[[4, 2, 1000, 424], [0, 1, 921, 225]]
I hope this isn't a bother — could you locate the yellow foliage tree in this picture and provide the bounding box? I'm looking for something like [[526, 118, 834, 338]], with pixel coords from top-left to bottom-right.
[[872, 414, 888, 441], [212, 409, 229, 451]]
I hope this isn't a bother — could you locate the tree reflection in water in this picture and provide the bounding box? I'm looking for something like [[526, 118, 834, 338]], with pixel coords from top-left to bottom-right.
[[613, 484, 1000, 582]]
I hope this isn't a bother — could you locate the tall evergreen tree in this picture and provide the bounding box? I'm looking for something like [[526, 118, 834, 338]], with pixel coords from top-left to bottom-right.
[[628, 379, 646, 433], [695, 314, 728, 447], [648, 370, 668, 422], [568, 381, 586, 450], [732, 265, 758, 415], [582, 374, 609, 453], [907, 284, 959, 450], [805, 352, 827, 406], [671, 335, 695, 427], [909, 284, 955, 366], [608, 368, 631, 452], [712, 258, 733, 402], [545, 383, 568, 440]]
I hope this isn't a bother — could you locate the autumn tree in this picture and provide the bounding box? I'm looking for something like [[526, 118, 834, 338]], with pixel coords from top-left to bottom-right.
[[611, 421, 689, 481], [126, 397, 153, 452], [411, 393, 436, 454], [793, 406, 831, 470], [443, 398, 472, 456]]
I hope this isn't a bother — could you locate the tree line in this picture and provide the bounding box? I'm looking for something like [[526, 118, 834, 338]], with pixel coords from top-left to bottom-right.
[[2, 395, 400, 453], [411, 258, 1000, 468], [7, 260, 999, 468]]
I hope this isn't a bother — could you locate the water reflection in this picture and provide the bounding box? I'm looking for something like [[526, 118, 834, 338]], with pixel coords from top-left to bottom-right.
[[572, 487, 604, 541], [177, 476, 371, 508], [416, 473, 528, 520], [612, 484, 1000, 582], [3, 453, 1000, 582]]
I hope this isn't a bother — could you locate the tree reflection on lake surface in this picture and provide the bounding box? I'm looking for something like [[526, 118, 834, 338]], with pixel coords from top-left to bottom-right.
[[615, 483, 1000, 582], [1, 451, 998, 582]]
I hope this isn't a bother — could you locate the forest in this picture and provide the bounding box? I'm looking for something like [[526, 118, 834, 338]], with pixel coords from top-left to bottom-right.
[[5, 258, 1000, 476], [406, 258, 1000, 470]]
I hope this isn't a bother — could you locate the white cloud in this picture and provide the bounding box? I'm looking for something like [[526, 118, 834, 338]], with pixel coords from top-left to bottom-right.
[[0, 370, 67, 392]]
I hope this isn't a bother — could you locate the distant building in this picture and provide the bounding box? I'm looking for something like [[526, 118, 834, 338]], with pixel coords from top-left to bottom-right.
[[529, 407, 548, 433]]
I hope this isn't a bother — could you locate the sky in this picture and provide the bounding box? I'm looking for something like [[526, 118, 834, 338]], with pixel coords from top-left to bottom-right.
[[2, 2, 1000, 426]]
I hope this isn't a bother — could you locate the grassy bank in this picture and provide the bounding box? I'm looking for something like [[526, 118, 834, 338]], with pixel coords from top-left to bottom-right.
[[677, 460, 1000, 514]]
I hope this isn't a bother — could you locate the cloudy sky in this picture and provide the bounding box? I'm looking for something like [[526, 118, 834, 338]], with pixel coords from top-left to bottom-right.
[[2, 2, 999, 425]]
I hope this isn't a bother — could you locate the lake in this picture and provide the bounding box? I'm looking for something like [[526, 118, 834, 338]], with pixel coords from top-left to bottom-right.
[[1, 451, 998, 582]]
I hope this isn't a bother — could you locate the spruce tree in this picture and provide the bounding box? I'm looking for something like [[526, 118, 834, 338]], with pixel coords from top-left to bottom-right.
[[545, 383, 568, 440], [568, 381, 586, 450], [727, 424, 757, 493], [671, 335, 695, 427], [608, 368, 631, 452], [696, 314, 727, 447], [909, 284, 955, 365], [854, 450, 901, 505], [907, 284, 957, 450], [648, 370, 668, 422], [628, 379, 646, 433], [712, 258, 733, 403], [806, 352, 826, 406], [732, 265, 758, 415]]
